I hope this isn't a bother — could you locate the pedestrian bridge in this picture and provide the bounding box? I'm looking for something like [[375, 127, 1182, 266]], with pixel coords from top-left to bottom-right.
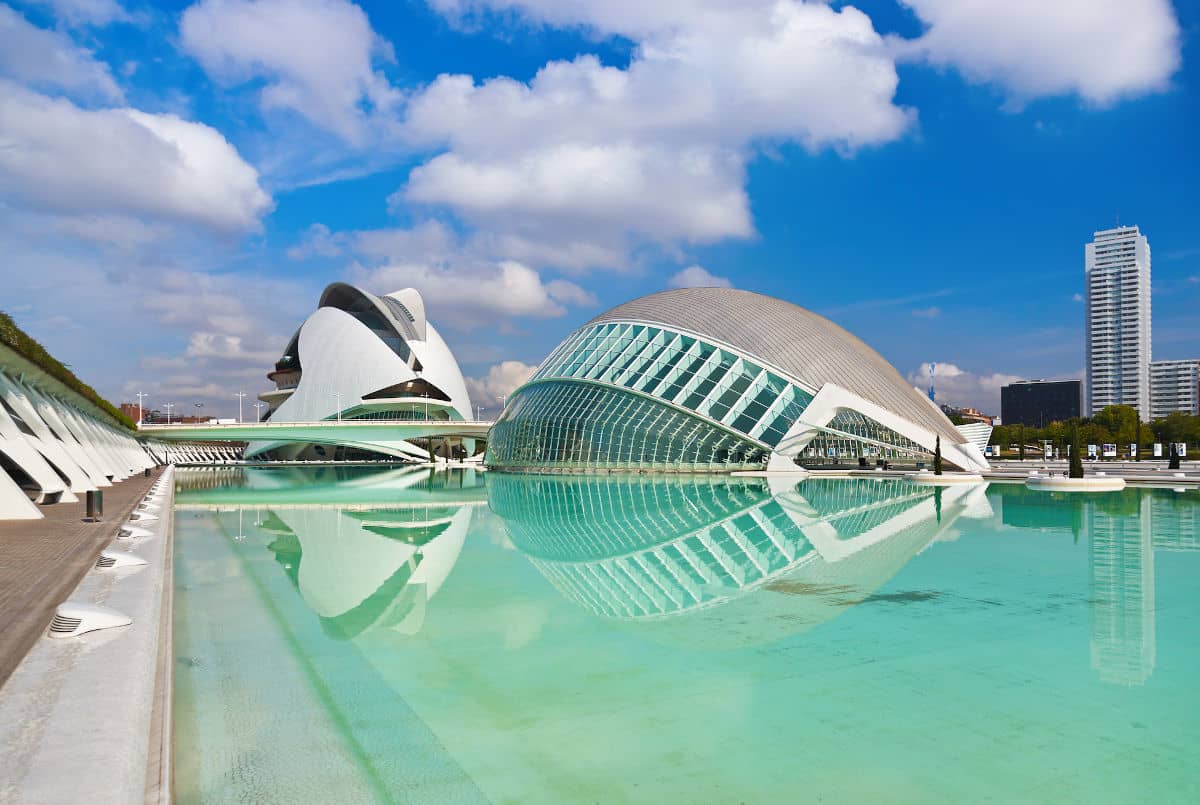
[[139, 419, 493, 448]]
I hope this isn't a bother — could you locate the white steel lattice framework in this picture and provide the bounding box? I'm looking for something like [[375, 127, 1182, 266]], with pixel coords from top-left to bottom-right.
[[487, 288, 988, 473]]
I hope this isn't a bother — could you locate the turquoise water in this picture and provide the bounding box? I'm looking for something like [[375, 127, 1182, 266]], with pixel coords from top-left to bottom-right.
[[172, 467, 1200, 803]]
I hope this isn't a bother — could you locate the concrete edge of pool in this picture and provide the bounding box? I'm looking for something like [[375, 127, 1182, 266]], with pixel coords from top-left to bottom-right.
[[0, 467, 175, 805]]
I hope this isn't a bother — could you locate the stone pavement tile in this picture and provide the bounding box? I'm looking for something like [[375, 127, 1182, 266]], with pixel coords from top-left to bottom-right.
[[0, 468, 164, 689]]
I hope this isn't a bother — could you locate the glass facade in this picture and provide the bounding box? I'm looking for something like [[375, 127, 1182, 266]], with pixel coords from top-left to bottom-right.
[[799, 409, 932, 466], [491, 474, 939, 619], [487, 382, 769, 471], [488, 322, 814, 471]]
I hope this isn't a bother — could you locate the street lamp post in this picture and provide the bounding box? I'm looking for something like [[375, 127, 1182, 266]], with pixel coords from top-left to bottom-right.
[[253, 401, 266, 422], [164, 402, 175, 424], [334, 392, 342, 423], [235, 391, 247, 423], [194, 402, 204, 423], [136, 391, 147, 426]]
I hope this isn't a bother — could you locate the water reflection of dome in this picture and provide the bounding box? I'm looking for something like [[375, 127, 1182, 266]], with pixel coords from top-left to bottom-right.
[[265, 504, 474, 640], [491, 474, 987, 646]]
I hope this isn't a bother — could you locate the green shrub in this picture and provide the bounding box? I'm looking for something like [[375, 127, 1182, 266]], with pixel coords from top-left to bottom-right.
[[0, 312, 135, 430]]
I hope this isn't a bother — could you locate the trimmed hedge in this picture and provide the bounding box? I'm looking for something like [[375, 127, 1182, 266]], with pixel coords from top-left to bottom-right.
[[0, 311, 136, 430]]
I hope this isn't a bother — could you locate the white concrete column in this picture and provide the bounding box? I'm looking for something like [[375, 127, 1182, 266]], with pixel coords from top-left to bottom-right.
[[10, 379, 109, 488]]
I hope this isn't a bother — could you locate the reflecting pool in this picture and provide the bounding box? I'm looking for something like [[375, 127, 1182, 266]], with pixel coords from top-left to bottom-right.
[[172, 467, 1200, 803]]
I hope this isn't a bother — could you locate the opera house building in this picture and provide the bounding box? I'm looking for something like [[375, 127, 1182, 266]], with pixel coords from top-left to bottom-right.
[[487, 288, 988, 473], [251, 283, 473, 462]]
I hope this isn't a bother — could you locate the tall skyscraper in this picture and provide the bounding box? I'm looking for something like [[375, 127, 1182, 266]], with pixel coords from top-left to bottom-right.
[[1085, 225, 1152, 420], [1150, 359, 1200, 418]]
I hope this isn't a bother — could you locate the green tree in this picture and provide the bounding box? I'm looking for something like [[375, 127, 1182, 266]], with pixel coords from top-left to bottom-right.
[[1069, 421, 1084, 479], [1169, 442, 1181, 470], [934, 435, 943, 475], [1094, 405, 1139, 455], [1017, 424, 1026, 461]]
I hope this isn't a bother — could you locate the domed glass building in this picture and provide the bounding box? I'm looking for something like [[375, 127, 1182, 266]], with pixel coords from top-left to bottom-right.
[[486, 287, 988, 473]]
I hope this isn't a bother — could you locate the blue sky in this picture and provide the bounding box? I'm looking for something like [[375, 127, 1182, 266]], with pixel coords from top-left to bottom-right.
[[1, 0, 1197, 416]]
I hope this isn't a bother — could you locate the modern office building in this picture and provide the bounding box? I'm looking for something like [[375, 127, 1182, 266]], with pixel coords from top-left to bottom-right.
[[1085, 225, 1152, 419], [1000, 379, 1082, 427], [486, 288, 988, 473], [1149, 359, 1200, 418], [249, 283, 473, 462]]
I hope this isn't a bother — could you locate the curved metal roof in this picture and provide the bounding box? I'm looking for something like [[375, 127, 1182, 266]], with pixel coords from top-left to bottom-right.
[[586, 287, 964, 444]]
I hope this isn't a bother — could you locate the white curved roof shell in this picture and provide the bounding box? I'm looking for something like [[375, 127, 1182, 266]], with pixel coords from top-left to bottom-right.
[[588, 288, 964, 446], [247, 285, 472, 459]]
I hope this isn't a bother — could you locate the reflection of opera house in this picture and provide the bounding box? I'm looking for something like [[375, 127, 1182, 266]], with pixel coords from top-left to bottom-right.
[[487, 288, 988, 473], [250, 283, 474, 462], [492, 474, 991, 645], [175, 467, 486, 640]]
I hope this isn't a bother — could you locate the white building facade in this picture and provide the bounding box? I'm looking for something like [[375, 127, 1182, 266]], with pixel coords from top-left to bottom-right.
[[1150, 359, 1200, 418], [1085, 225, 1152, 420], [250, 283, 473, 462]]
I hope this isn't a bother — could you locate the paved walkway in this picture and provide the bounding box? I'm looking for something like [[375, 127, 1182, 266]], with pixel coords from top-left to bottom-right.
[[0, 468, 163, 689]]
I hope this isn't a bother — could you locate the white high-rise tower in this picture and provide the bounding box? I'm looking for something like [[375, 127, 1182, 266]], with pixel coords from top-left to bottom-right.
[[1085, 225, 1152, 420]]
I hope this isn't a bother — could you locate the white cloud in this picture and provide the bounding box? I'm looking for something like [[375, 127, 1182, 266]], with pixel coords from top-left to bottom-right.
[[31, 0, 130, 26], [180, 0, 402, 144], [184, 332, 280, 364], [291, 219, 598, 327], [465, 360, 538, 407], [0, 81, 273, 232], [349, 257, 594, 328], [0, 5, 123, 100], [911, 306, 941, 319], [1072, 292, 1084, 302], [907, 362, 1023, 412], [350, 219, 458, 262], [406, 1, 911, 270], [404, 142, 752, 245], [286, 222, 344, 259], [894, 0, 1181, 106], [668, 264, 731, 289]]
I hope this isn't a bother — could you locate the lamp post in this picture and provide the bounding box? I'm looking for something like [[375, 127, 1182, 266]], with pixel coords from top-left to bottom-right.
[[253, 401, 266, 422], [194, 402, 204, 423], [164, 402, 175, 424], [235, 391, 247, 423], [136, 391, 147, 426], [334, 391, 342, 423]]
